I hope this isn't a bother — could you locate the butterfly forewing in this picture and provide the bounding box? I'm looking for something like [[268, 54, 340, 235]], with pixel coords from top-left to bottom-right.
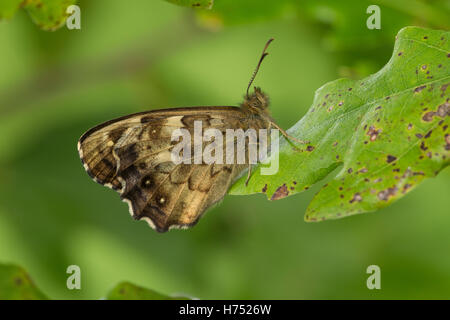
[[78, 106, 257, 232]]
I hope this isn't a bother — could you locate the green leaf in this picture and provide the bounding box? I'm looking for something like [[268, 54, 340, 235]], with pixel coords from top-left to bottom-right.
[[0, 263, 48, 300], [165, 0, 213, 10], [230, 26, 450, 222], [106, 281, 192, 300], [0, 0, 77, 31]]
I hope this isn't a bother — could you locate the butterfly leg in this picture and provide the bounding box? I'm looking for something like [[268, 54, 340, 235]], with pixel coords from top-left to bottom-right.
[[270, 121, 309, 146], [245, 164, 252, 186]]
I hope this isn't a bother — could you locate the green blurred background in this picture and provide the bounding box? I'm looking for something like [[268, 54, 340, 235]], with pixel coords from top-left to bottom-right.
[[0, 0, 449, 299]]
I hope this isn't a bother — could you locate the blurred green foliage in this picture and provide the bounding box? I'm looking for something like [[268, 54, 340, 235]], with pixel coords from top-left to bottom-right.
[[0, 264, 48, 299], [0, 263, 188, 299], [0, 0, 22, 19], [0, 0, 449, 300], [106, 281, 191, 300], [166, 0, 213, 10], [204, 0, 450, 77]]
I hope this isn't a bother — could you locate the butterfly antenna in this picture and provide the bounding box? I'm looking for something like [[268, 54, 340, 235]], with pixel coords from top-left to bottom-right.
[[246, 38, 274, 98]]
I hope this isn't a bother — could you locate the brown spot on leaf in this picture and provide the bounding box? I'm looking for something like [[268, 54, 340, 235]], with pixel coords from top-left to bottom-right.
[[262, 184, 267, 193], [349, 193, 362, 203], [402, 184, 412, 193], [422, 111, 435, 122], [378, 186, 398, 201], [414, 85, 426, 93], [421, 103, 449, 122], [14, 277, 23, 286], [437, 102, 449, 117], [271, 184, 289, 201], [306, 145, 315, 152], [366, 126, 380, 141], [386, 155, 397, 163], [420, 141, 428, 151]]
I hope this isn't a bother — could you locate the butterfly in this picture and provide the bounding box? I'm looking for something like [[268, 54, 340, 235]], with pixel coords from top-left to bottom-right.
[[78, 39, 305, 232]]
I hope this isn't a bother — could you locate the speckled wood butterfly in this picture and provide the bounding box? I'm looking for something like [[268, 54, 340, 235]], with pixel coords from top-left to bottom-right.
[[78, 39, 304, 232]]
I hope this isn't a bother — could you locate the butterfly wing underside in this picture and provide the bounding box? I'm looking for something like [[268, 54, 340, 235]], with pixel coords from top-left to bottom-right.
[[78, 107, 252, 232]]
